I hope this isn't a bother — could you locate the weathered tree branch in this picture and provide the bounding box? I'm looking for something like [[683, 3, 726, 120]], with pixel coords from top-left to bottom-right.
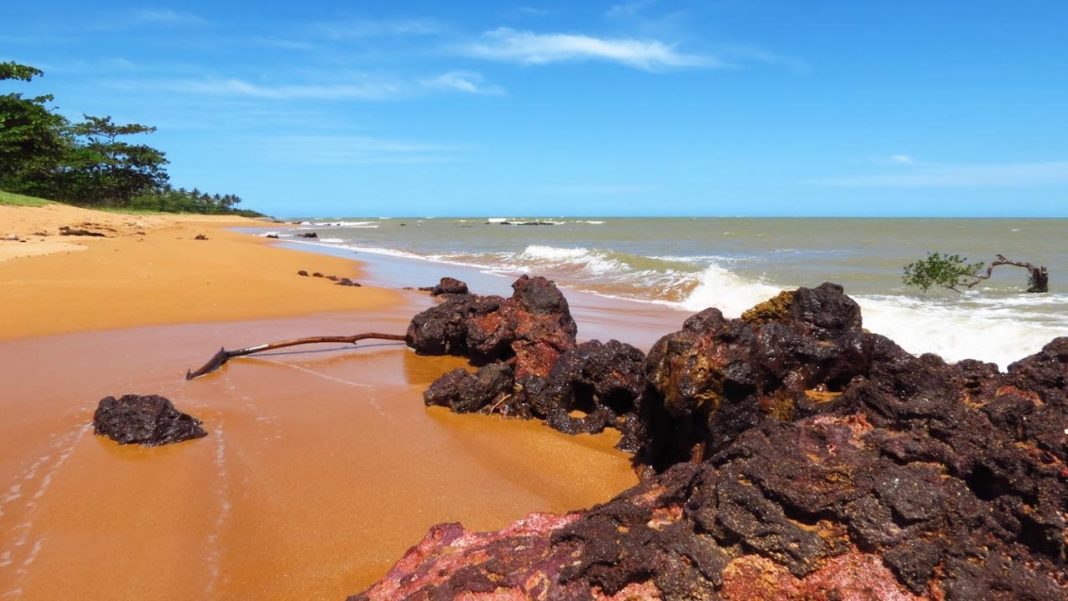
[[185, 333, 407, 380], [963, 254, 1049, 293]]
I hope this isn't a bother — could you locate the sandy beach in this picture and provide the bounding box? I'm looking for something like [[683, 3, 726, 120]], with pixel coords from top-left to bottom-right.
[[0, 203, 640, 599]]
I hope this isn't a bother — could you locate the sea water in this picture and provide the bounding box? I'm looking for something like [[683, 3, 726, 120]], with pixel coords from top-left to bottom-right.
[[269, 217, 1068, 368]]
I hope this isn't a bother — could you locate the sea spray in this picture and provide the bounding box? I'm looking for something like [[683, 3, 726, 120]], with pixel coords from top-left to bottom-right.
[[284, 217, 1068, 368]]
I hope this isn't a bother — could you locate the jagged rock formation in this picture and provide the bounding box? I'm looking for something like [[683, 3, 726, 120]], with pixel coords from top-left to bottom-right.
[[92, 394, 208, 446], [418, 276, 470, 296], [353, 278, 1067, 600]]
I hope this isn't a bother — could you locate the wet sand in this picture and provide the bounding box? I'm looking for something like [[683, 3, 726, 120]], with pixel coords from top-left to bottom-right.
[[0, 204, 696, 597], [0, 308, 640, 599], [0, 205, 679, 600]]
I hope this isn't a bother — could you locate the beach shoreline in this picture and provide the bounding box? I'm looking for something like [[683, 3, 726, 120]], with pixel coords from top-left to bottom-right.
[[0, 202, 649, 599], [0, 203, 402, 340]]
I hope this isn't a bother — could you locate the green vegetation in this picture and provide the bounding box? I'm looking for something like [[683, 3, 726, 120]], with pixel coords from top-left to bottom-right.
[[0, 189, 49, 207], [903, 252, 986, 292], [0, 61, 260, 216], [904, 252, 1050, 293]]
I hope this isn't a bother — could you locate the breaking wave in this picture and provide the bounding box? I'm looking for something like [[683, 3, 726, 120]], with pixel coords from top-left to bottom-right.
[[285, 232, 1068, 369]]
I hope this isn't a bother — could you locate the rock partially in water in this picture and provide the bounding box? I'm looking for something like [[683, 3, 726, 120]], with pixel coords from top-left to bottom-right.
[[93, 394, 207, 446], [354, 281, 1068, 600], [419, 276, 470, 296], [406, 275, 577, 378]]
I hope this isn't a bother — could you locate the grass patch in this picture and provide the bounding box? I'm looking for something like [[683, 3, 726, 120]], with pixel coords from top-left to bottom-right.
[[0, 190, 50, 207]]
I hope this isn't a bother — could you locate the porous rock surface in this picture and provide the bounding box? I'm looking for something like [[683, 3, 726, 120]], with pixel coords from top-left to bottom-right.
[[419, 276, 470, 296], [354, 278, 1067, 600], [93, 394, 207, 446]]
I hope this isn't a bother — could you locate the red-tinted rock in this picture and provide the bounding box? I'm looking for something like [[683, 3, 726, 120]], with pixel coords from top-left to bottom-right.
[[356, 282, 1068, 600]]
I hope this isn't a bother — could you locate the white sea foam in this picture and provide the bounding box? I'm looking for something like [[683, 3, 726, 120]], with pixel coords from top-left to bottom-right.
[[280, 230, 1068, 370], [315, 220, 378, 227], [675, 264, 1068, 368], [517, 245, 630, 276], [318, 237, 345, 243], [680, 264, 784, 316], [520, 245, 589, 261], [857, 295, 1068, 368]]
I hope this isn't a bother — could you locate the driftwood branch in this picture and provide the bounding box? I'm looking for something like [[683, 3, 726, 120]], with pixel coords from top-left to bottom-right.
[[964, 254, 1050, 293], [185, 333, 407, 380]]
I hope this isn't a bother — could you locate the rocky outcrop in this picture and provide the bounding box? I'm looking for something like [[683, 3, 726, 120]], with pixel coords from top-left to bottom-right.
[[353, 278, 1067, 600], [93, 394, 207, 446], [419, 276, 470, 296]]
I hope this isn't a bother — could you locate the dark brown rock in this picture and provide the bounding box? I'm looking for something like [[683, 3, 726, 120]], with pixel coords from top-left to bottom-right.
[[354, 281, 1068, 600], [419, 276, 470, 296], [301, 232, 318, 238], [58, 225, 106, 237], [424, 363, 515, 414], [93, 394, 207, 447]]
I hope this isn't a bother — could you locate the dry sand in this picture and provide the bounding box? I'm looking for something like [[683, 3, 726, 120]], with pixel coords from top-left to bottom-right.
[[0, 202, 397, 339], [0, 203, 640, 600]]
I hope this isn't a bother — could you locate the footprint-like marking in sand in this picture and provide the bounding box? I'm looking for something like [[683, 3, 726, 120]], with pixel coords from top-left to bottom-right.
[[203, 423, 231, 597], [221, 371, 283, 440], [266, 361, 389, 420], [1, 424, 89, 596]]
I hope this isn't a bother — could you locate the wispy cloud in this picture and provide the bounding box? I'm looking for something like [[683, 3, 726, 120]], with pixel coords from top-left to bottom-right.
[[887, 154, 914, 164], [129, 9, 207, 26], [253, 134, 460, 165], [118, 71, 504, 101], [420, 71, 506, 95], [312, 18, 444, 40], [153, 78, 408, 101], [85, 8, 208, 31], [606, 0, 657, 19], [459, 28, 715, 71], [814, 161, 1068, 188]]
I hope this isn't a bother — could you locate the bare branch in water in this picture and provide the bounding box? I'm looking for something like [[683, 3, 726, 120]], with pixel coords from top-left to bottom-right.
[[185, 333, 407, 380]]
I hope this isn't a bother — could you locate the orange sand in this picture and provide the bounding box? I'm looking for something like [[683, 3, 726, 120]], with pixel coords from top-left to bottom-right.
[[0, 204, 640, 600], [0, 203, 397, 339]]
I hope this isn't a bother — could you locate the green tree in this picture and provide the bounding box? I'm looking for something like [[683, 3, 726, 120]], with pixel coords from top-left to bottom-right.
[[0, 61, 70, 196], [904, 252, 1049, 293], [60, 115, 169, 205]]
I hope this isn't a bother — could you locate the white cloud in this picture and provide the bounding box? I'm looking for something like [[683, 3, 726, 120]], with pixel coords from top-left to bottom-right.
[[459, 28, 714, 71], [814, 161, 1068, 188], [420, 71, 506, 95], [888, 154, 914, 164], [125, 71, 503, 101], [162, 78, 408, 101]]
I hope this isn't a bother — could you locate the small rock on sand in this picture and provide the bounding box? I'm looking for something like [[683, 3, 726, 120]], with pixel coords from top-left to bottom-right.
[[93, 394, 207, 447]]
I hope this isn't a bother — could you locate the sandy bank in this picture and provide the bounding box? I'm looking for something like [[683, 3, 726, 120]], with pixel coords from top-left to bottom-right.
[[0, 313, 638, 600], [0, 203, 642, 599], [0, 203, 398, 339]]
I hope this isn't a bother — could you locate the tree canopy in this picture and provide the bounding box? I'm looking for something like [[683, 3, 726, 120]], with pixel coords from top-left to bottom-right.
[[0, 61, 256, 215], [903, 252, 1049, 293]]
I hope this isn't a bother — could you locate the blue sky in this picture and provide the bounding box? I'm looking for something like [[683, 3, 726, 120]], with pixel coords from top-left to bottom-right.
[[3, 1, 1067, 217]]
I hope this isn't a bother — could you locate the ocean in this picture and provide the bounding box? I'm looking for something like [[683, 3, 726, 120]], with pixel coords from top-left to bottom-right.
[[263, 217, 1068, 369]]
